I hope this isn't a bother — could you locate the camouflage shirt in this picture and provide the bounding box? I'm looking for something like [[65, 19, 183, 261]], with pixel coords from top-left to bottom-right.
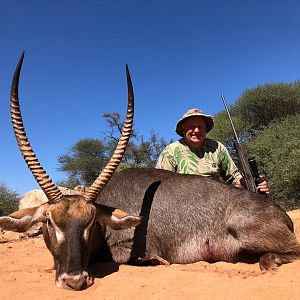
[[156, 138, 242, 185]]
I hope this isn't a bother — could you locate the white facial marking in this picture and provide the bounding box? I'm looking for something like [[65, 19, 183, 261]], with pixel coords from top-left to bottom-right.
[[83, 216, 95, 241], [48, 212, 65, 243]]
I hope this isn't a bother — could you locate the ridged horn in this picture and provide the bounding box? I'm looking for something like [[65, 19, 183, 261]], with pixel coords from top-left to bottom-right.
[[85, 65, 134, 202], [10, 52, 64, 203]]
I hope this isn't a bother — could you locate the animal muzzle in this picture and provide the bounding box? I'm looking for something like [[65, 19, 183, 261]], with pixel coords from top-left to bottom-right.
[[56, 271, 94, 290]]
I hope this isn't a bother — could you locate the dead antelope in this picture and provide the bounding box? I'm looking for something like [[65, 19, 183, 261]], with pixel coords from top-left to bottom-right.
[[0, 53, 141, 290], [1, 54, 300, 292]]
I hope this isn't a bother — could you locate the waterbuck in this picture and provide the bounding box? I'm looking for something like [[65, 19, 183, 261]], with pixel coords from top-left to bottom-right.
[[0, 53, 141, 290], [1, 54, 300, 291]]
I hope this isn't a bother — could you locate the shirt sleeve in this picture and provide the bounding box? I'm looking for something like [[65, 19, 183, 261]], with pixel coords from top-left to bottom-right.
[[219, 143, 243, 185], [155, 145, 177, 171]]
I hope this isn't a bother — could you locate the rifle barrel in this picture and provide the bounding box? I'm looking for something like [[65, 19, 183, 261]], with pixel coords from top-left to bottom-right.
[[221, 94, 240, 143], [221, 94, 257, 193]]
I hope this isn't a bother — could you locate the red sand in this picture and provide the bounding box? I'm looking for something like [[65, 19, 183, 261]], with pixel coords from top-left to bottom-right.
[[1, 210, 300, 300]]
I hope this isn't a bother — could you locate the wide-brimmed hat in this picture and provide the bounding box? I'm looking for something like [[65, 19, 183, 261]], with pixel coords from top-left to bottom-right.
[[175, 108, 214, 136]]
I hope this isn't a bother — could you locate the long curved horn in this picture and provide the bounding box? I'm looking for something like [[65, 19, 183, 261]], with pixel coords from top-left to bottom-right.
[[85, 65, 134, 202], [10, 52, 64, 203]]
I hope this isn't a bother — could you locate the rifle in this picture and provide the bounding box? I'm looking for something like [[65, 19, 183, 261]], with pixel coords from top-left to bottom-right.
[[221, 94, 264, 194]]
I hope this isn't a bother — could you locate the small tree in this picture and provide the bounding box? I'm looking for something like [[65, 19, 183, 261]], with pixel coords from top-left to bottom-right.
[[58, 139, 109, 186], [57, 112, 169, 187], [103, 112, 168, 167], [0, 182, 19, 216]]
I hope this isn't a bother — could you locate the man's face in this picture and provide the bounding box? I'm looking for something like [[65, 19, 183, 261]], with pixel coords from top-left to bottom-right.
[[182, 116, 207, 149]]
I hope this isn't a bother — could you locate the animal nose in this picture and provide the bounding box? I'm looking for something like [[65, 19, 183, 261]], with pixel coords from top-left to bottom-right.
[[63, 274, 89, 291]]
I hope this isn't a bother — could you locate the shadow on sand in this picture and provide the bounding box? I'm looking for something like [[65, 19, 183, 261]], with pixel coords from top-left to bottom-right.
[[89, 261, 120, 279]]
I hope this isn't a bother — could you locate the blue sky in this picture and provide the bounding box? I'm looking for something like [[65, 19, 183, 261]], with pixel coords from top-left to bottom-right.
[[1, 0, 300, 195]]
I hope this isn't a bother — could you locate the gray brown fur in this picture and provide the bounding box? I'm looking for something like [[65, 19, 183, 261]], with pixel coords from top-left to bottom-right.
[[97, 168, 300, 267]]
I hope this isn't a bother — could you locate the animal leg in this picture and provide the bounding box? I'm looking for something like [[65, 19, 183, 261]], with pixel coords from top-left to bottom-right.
[[25, 224, 43, 238], [132, 255, 170, 266], [259, 252, 296, 271]]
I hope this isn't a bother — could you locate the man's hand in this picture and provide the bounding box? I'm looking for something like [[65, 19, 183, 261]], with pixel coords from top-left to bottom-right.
[[257, 177, 269, 194], [235, 177, 269, 195]]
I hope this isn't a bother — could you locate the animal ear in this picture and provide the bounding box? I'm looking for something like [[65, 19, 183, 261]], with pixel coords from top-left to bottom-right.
[[95, 204, 142, 230], [0, 204, 48, 232]]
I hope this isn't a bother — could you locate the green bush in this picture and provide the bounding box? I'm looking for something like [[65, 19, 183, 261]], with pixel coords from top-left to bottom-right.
[[246, 114, 300, 210], [0, 182, 19, 216], [235, 81, 300, 129]]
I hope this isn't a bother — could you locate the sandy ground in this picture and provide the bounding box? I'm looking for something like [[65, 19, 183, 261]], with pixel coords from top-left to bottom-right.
[[1, 210, 300, 300]]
